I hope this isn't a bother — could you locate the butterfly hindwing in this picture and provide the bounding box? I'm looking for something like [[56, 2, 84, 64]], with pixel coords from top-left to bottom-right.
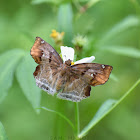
[[57, 70, 91, 102]]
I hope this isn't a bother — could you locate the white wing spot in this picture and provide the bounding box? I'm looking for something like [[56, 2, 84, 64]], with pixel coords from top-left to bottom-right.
[[41, 40, 45, 44], [94, 72, 96, 75], [42, 53, 45, 57], [102, 65, 105, 69], [91, 74, 94, 77]]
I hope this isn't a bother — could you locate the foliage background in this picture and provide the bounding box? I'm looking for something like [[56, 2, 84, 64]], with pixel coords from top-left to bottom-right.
[[0, 0, 140, 140]]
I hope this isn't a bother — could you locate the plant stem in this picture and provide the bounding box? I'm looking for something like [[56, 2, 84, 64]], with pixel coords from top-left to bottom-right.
[[75, 102, 80, 138]]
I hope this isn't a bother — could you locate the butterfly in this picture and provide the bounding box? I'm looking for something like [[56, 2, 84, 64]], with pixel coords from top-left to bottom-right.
[[30, 37, 113, 102]]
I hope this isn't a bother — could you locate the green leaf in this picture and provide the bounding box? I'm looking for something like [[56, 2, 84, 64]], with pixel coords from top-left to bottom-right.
[[0, 49, 25, 103], [110, 73, 118, 82], [16, 53, 41, 113], [78, 78, 140, 138], [58, 3, 73, 45], [0, 122, 8, 140], [98, 16, 140, 45], [86, 0, 100, 9], [100, 46, 140, 58], [31, 0, 63, 5], [78, 99, 117, 138]]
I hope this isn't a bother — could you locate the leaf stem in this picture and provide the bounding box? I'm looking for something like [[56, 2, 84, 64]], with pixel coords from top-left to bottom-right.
[[75, 102, 80, 138], [78, 78, 140, 138], [40, 106, 75, 130]]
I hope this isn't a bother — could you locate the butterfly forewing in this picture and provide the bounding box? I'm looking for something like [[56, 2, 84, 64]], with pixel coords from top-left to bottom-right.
[[30, 37, 63, 95], [71, 63, 113, 86], [30, 37, 63, 65]]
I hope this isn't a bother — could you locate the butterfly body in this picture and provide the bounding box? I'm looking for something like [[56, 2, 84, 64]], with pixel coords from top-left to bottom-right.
[[30, 37, 113, 102]]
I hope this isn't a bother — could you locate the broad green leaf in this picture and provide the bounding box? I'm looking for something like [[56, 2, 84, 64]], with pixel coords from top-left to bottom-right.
[[0, 49, 25, 103], [78, 79, 140, 138], [78, 99, 117, 138], [16, 53, 41, 113], [58, 3, 73, 45], [31, 0, 63, 5], [100, 46, 140, 58], [0, 122, 8, 140], [98, 16, 140, 45]]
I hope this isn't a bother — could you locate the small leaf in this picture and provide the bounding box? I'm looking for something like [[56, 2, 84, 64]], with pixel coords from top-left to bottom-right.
[[0, 122, 8, 140], [90, 99, 117, 123], [100, 46, 140, 58], [79, 79, 140, 138], [78, 99, 117, 138], [0, 49, 25, 103], [16, 53, 41, 113], [98, 16, 140, 45], [58, 3, 73, 45]]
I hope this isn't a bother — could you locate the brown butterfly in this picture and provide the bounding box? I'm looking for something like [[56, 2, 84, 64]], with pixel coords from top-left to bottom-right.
[[30, 37, 113, 102]]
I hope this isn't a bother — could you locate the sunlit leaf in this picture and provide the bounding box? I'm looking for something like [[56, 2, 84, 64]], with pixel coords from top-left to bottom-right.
[[100, 46, 140, 58], [78, 99, 117, 138], [58, 3, 73, 45], [16, 53, 41, 113], [98, 16, 140, 45], [0, 122, 8, 140], [0, 49, 25, 103]]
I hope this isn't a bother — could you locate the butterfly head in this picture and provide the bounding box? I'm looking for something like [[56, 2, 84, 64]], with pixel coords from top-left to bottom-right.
[[65, 59, 72, 66]]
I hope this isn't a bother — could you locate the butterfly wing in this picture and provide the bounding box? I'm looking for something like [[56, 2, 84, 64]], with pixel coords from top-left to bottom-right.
[[30, 37, 63, 95], [30, 37, 63, 65], [57, 63, 112, 102], [31, 37, 113, 102], [71, 63, 113, 86], [57, 70, 91, 102]]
